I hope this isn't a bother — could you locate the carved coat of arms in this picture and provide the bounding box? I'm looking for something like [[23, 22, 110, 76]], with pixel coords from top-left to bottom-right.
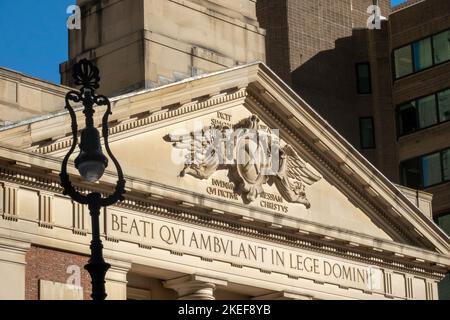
[[164, 115, 321, 208]]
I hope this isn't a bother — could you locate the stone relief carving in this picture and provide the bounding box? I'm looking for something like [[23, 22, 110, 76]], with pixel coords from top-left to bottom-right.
[[164, 115, 321, 208]]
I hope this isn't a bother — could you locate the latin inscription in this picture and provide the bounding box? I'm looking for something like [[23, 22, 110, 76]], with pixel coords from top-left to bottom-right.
[[108, 212, 383, 291], [260, 192, 288, 213], [207, 179, 289, 213], [211, 111, 233, 128], [207, 179, 239, 200]]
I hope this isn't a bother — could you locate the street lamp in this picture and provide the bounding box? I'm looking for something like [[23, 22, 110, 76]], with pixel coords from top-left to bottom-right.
[[60, 59, 126, 301]]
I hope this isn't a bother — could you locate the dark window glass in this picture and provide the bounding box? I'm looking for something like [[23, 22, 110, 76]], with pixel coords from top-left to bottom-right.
[[438, 273, 450, 301], [359, 117, 375, 149], [436, 212, 450, 299], [437, 213, 450, 237], [421, 152, 442, 187], [443, 149, 450, 181], [398, 102, 417, 135], [438, 89, 450, 122], [401, 148, 450, 189], [436, 211, 450, 303], [417, 94, 438, 128], [413, 38, 433, 71], [397, 88, 450, 136], [356, 63, 372, 94], [433, 30, 450, 64], [394, 45, 413, 78], [394, 29, 450, 81], [401, 157, 421, 189]]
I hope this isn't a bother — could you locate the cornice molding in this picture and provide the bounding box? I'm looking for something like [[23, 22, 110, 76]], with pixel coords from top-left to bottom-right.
[[0, 62, 448, 278], [244, 91, 421, 247], [21, 80, 436, 252], [248, 65, 450, 252], [0, 163, 447, 280], [0, 68, 70, 96], [31, 87, 248, 155]]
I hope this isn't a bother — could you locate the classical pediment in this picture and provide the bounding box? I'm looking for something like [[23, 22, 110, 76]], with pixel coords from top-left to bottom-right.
[[103, 104, 394, 243], [164, 114, 322, 208], [0, 62, 449, 256]]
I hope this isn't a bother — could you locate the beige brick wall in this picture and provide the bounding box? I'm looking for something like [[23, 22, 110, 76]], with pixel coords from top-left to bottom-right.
[[62, 0, 265, 96]]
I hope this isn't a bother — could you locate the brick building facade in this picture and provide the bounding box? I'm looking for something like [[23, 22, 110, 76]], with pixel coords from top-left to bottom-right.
[[25, 246, 92, 300], [258, 0, 450, 298]]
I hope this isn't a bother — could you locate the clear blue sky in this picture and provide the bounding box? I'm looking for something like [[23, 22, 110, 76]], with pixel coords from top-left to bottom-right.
[[392, 0, 407, 5], [0, 0, 75, 84], [0, 0, 406, 85]]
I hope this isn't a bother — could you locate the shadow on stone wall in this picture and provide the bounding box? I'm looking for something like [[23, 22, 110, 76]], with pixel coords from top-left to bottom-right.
[[290, 36, 359, 145]]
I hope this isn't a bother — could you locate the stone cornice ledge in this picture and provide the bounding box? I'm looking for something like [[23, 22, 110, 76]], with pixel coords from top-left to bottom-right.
[[251, 64, 450, 253], [0, 146, 448, 278]]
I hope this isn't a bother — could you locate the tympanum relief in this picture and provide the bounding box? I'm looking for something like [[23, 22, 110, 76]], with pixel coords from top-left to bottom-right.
[[165, 115, 321, 208]]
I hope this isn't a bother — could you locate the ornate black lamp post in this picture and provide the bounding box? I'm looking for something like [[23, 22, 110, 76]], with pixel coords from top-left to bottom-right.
[[60, 59, 126, 301]]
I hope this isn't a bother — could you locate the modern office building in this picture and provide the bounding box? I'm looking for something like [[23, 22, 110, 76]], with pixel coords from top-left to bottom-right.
[[258, 0, 450, 297], [0, 0, 449, 300]]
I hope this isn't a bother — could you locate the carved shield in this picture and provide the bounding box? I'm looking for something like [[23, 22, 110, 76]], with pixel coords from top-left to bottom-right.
[[235, 134, 270, 203]]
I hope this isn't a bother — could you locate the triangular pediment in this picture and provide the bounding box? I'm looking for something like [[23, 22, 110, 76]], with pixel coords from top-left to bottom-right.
[[106, 103, 395, 242], [0, 62, 449, 255]]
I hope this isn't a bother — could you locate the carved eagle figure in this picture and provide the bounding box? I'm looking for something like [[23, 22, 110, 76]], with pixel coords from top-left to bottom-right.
[[274, 144, 322, 209], [164, 125, 229, 179], [164, 115, 322, 209]]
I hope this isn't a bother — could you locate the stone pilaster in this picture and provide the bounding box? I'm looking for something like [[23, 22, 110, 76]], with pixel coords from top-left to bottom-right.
[[405, 276, 414, 299], [38, 191, 53, 228], [163, 275, 227, 300], [0, 182, 19, 221], [0, 236, 30, 300], [104, 258, 131, 300]]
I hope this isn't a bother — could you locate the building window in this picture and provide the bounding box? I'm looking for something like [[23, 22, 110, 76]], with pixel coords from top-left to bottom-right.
[[398, 101, 418, 135], [413, 38, 433, 71], [435, 213, 450, 237], [417, 94, 437, 128], [356, 63, 372, 94], [394, 28, 450, 79], [438, 89, 450, 122], [397, 88, 450, 136], [400, 147, 450, 189], [443, 149, 450, 181], [394, 45, 413, 78], [421, 152, 442, 187], [359, 117, 375, 149], [433, 30, 450, 64], [401, 157, 422, 189]]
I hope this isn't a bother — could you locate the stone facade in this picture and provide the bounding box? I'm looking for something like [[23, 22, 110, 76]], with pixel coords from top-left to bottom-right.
[[0, 68, 69, 124], [0, 63, 449, 300], [0, 0, 449, 301], [60, 0, 266, 96]]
